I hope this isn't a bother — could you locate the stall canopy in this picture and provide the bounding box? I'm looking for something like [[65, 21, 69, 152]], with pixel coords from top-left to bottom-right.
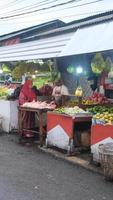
[[1, 20, 113, 61], [60, 21, 113, 57], [0, 32, 74, 61]]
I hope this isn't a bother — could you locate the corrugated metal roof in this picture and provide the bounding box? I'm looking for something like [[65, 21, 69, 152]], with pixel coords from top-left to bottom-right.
[[1, 10, 113, 43], [0, 0, 112, 36], [0, 20, 65, 41], [0, 32, 74, 61], [21, 12, 113, 43], [1, 11, 113, 62], [60, 20, 113, 57]]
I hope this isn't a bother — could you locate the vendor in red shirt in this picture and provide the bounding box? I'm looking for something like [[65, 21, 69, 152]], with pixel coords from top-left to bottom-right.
[[19, 77, 37, 105], [19, 77, 37, 138]]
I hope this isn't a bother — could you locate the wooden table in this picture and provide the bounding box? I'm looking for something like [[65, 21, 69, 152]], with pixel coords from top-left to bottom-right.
[[18, 106, 52, 146]]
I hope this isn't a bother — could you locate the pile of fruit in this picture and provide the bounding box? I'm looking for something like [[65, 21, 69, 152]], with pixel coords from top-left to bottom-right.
[[55, 106, 88, 116], [66, 92, 110, 107], [87, 105, 113, 114], [88, 106, 113, 124], [94, 112, 113, 124], [87, 92, 109, 104], [82, 99, 97, 105], [0, 86, 9, 99], [67, 99, 96, 106]]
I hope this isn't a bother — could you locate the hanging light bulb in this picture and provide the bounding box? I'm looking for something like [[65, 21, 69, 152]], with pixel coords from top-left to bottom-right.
[[32, 74, 36, 79], [76, 66, 83, 74]]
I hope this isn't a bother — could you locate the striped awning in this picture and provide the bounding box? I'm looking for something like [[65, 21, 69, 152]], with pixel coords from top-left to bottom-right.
[[0, 32, 74, 61], [1, 20, 113, 62]]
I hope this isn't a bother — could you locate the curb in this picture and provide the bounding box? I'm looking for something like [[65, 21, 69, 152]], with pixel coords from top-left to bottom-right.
[[38, 146, 102, 175]]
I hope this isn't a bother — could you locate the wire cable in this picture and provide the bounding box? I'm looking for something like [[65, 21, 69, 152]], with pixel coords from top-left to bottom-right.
[[0, 0, 82, 16], [0, 0, 59, 15], [0, 0, 103, 20], [0, 8, 111, 25]]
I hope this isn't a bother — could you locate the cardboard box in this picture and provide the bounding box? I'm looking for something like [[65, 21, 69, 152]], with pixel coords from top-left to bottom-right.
[[81, 131, 91, 147]]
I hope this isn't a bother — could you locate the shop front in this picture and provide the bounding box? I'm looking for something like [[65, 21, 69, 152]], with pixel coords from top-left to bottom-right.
[[0, 17, 113, 165]]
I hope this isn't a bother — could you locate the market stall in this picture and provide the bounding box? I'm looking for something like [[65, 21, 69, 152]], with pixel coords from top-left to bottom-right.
[[0, 60, 56, 134], [46, 106, 92, 154], [0, 85, 18, 132], [0, 53, 113, 165], [87, 105, 113, 162], [0, 99, 18, 132], [18, 100, 56, 146], [67, 99, 113, 161]]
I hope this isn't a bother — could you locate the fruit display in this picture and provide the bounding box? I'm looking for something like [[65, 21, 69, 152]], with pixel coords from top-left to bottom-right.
[[87, 92, 110, 104], [0, 86, 9, 99], [66, 92, 110, 107], [22, 100, 56, 110], [91, 53, 105, 75], [0, 84, 20, 100], [94, 112, 113, 124], [82, 99, 97, 105], [54, 106, 88, 116], [88, 105, 113, 124], [91, 65, 103, 74], [87, 105, 113, 114]]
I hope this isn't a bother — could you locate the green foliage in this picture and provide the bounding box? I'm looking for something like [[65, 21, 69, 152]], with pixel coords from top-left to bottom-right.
[[67, 65, 75, 74], [11, 60, 60, 83], [33, 77, 50, 88], [45, 60, 61, 83], [12, 66, 22, 80], [2, 64, 11, 74], [49, 70, 61, 82], [12, 61, 50, 80]]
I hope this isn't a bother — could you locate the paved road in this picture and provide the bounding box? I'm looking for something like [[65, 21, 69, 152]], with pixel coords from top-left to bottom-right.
[[0, 134, 113, 200]]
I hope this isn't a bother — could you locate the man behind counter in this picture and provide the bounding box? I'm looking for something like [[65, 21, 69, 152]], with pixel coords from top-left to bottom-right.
[[52, 79, 69, 106]]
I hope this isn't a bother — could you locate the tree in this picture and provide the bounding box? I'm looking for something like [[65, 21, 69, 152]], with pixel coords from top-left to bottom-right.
[[12, 61, 37, 80], [2, 64, 11, 74], [12, 66, 23, 80]]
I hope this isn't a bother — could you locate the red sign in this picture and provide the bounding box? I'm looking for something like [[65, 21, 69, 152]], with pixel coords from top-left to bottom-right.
[[2, 37, 20, 46]]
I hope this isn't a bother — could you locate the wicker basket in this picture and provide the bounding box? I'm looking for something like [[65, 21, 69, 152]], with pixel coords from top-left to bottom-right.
[[99, 143, 113, 181]]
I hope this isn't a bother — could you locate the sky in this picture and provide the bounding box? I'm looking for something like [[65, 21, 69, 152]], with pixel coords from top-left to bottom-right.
[[0, 0, 113, 36]]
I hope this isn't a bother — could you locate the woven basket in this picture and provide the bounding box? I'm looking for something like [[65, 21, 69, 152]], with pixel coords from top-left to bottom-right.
[[99, 143, 113, 181]]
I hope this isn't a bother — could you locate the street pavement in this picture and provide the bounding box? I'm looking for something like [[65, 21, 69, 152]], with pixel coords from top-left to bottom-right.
[[0, 134, 113, 200]]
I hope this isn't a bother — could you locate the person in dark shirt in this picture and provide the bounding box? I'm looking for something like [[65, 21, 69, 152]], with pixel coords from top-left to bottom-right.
[[32, 86, 43, 96]]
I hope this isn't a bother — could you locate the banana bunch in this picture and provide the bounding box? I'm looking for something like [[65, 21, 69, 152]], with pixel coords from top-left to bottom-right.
[[91, 64, 103, 75]]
